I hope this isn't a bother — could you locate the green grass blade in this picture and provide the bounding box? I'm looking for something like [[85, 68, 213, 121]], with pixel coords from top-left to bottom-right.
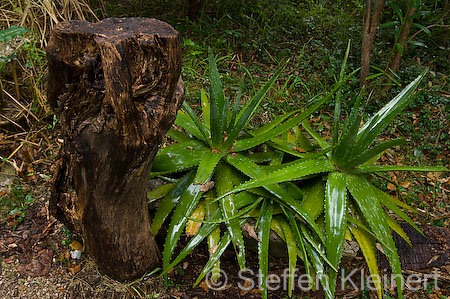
[[293, 125, 315, 151], [150, 171, 195, 235], [207, 227, 221, 282], [301, 224, 337, 272], [332, 40, 351, 145], [227, 75, 245, 132], [151, 140, 208, 174], [223, 158, 335, 194], [245, 151, 275, 163], [194, 151, 225, 184], [300, 177, 325, 220], [233, 96, 328, 152], [252, 109, 301, 135], [147, 183, 175, 204], [166, 129, 192, 143], [194, 231, 232, 287], [215, 163, 247, 269], [356, 70, 427, 153], [182, 101, 212, 146], [301, 225, 334, 299], [375, 186, 423, 236], [284, 208, 310, 277], [162, 153, 220, 271], [258, 199, 274, 299], [175, 110, 206, 142], [200, 89, 210, 129], [301, 119, 330, 149], [352, 165, 450, 173], [162, 207, 222, 275], [223, 62, 287, 149], [206, 195, 221, 281], [265, 138, 306, 158], [193, 218, 247, 287], [325, 171, 348, 294], [225, 154, 326, 243], [234, 191, 259, 209], [349, 225, 384, 299], [282, 182, 304, 201], [208, 50, 227, 148], [278, 217, 298, 297], [188, 197, 262, 224], [385, 212, 411, 246], [332, 90, 363, 165], [346, 174, 403, 298], [343, 138, 405, 170]]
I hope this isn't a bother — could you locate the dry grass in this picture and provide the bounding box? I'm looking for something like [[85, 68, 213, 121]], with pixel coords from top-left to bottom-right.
[[0, 0, 98, 47], [0, 0, 98, 169]]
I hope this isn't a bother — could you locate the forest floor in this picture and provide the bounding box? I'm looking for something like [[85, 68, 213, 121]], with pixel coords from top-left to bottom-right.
[[1, 1, 450, 298]]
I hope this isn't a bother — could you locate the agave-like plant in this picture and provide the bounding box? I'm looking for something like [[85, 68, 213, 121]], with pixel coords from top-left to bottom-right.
[[148, 49, 358, 298], [218, 69, 450, 298]]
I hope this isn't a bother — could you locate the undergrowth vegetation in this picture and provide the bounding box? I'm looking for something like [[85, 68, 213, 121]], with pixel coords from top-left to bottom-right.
[[1, 0, 449, 298]]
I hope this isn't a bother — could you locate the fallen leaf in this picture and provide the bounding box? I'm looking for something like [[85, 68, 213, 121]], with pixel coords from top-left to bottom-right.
[[387, 183, 396, 191], [200, 181, 215, 192], [239, 279, 253, 295], [292, 146, 306, 153], [199, 280, 210, 291], [242, 222, 259, 241], [400, 181, 411, 189], [172, 288, 184, 298], [186, 202, 205, 236], [7, 243, 18, 249], [4, 255, 16, 264], [427, 255, 440, 265], [376, 243, 385, 254], [64, 250, 71, 261], [69, 240, 83, 251], [68, 264, 81, 275]]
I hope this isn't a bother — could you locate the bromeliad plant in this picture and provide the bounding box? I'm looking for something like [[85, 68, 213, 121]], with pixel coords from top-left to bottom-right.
[[218, 69, 450, 298], [148, 49, 358, 298]]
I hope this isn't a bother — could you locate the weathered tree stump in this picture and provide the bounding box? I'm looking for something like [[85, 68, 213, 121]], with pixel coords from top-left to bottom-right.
[[379, 223, 450, 270], [46, 18, 184, 281]]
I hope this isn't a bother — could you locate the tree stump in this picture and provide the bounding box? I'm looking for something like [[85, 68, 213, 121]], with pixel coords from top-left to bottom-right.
[[379, 223, 450, 270], [46, 18, 184, 281]]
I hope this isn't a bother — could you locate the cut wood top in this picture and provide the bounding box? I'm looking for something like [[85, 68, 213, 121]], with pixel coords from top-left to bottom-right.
[[52, 17, 179, 41]]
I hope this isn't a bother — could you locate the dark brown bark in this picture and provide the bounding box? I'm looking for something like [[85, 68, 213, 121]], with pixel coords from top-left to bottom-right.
[[379, 223, 450, 270], [360, 0, 385, 86], [46, 18, 184, 281], [382, 4, 416, 93]]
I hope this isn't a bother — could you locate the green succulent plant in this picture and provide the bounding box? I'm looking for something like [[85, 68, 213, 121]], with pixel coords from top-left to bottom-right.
[[148, 49, 357, 298], [217, 69, 450, 298]]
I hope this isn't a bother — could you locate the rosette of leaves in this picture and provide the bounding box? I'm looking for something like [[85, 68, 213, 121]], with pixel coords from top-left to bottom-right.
[[218, 69, 450, 298], [148, 50, 357, 298]]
